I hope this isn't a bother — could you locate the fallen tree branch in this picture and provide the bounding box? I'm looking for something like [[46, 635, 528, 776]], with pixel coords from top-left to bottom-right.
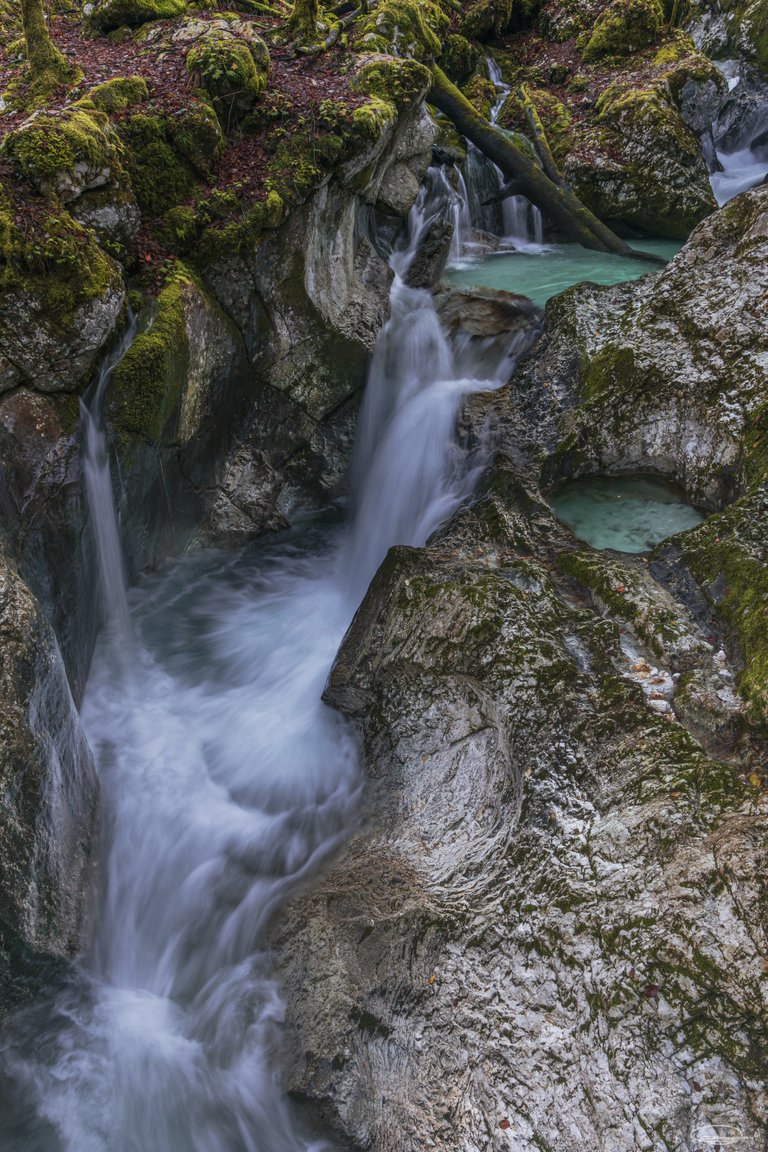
[[429, 66, 664, 262]]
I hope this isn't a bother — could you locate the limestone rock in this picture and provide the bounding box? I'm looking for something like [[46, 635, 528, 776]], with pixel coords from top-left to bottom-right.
[[277, 461, 768, 1152], [0, 550, 99, 1012]]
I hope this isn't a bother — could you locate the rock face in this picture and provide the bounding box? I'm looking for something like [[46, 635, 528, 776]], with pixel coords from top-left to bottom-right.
[[199, 105, 435, 544], [275, 188, 768, 1150], [0, 550, 98, 1011]]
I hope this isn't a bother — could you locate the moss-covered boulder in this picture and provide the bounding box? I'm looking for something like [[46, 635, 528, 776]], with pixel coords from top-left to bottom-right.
[[562, 74, 717, 237], [119, 112, 196, 217], [582, 0, 664, 61], [3, 106, 120, 204], [89, 0, 186, 33], [78, 75, 149, 113], [0, 189, 124, 392], [438, 33, 480, 84], [459, 0, 540, 40], [680, 0, 768, 75], [354, 0, 448, 62], [185, 23, 269, 125], [277, 453, 768, 1150]]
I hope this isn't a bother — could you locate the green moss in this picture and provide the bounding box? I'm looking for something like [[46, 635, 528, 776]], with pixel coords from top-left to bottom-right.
[[461, 75, 497, 120], [354, 0, 448, 62], [78, 75, 149, 113], [186, 30, 269, 125], [557, 548, 690, 657], [120, 113, 196, 218], [459, 0, 540, 40], [351, 56, 432, 111], [196, 188, 283, 260], [159, 205, 201, 254], [3, 107, 116, 192], [349, 96, 398, 142], [582, 0, 664, 62], [439, 34, 479, 85], [170, 102, 224, 175], [0, 190, 122, 333], [90, 0, 187, 32], [499, 85, 574, 165], [679, 496, 768, 726], [111, 267, 190, 441]]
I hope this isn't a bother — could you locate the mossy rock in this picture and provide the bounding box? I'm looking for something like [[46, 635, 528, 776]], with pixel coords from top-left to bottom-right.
[[90, 0, 187, 32], [186, 27, 269, 125], [170, 101, 225, 175], [0, 188, 124, 389], [459, 0, 540, 40], [119, 112, 197, 217], [196, 188, 283, 260], [351, 56, 432, 112], [78, 75, 149, 113], [3, 107, 119, 203], [461, 75, 497, 120], [354, 0, 448, 62], [678, 494, 768, 726], [582, 0, 664, 62], [110, 267, 190, 441], [439, 34, 480, 84]]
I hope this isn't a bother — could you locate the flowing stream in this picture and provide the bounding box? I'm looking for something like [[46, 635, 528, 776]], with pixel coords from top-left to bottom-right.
[[0, 176, 529, 1151]]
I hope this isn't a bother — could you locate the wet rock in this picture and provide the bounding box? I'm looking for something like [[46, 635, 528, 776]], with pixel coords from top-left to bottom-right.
[[0, 549, 98, 1013], [404, 217, 453, 287], [435, 284, 540, 336], [278, 459, 768, 1152]]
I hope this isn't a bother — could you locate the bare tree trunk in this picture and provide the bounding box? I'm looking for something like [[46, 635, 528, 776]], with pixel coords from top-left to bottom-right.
[[429, 66, 655, 258]]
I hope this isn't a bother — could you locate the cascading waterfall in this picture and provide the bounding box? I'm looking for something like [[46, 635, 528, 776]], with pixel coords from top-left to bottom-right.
[[709, 61, 768, 205], [80, 312, 138, 646], [0, 171, 532, 1152], [457, 59, 544, 253]]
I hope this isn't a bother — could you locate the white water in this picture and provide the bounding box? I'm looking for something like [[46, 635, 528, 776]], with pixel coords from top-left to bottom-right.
[[0, 174, 531, 1151], [486, 57, 544, 248], [710, 61, 768, 205]]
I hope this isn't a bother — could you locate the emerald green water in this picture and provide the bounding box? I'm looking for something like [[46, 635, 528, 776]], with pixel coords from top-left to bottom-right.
[[551, 475, 704, 553], [445, 239, 680, 307]]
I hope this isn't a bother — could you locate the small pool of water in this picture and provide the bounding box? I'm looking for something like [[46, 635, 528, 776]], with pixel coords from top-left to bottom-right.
[[550, 475, 704, 553], [444, 239, 681, 307]]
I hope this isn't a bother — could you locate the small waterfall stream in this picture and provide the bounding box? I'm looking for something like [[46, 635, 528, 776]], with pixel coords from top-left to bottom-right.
[[0, 175, 533, 1151], [456, 59, 544, 255], [80, 312, 138, 645]]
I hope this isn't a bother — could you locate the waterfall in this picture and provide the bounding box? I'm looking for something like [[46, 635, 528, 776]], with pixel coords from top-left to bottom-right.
[[343, 175, 537, 600], [80, 312, 138, 646], [456, 57, 544, 252], [709, 61, 768, 204], [0, 173, 529, 1152]]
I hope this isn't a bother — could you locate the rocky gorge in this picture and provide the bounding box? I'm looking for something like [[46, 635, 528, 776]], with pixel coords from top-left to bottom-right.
[[0, 0, 766, 1148]]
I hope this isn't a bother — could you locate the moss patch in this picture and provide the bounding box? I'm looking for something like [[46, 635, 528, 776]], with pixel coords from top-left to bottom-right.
[[78, 75, 149, 113], [90, 0, 187, 32], [582, 0, 664, 62], [119, 112, 196, 217], [110, 265, 190, 441], [3, 107, 117, 196], [354, 0, 448, 62], [186, 28, 269, 126]]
